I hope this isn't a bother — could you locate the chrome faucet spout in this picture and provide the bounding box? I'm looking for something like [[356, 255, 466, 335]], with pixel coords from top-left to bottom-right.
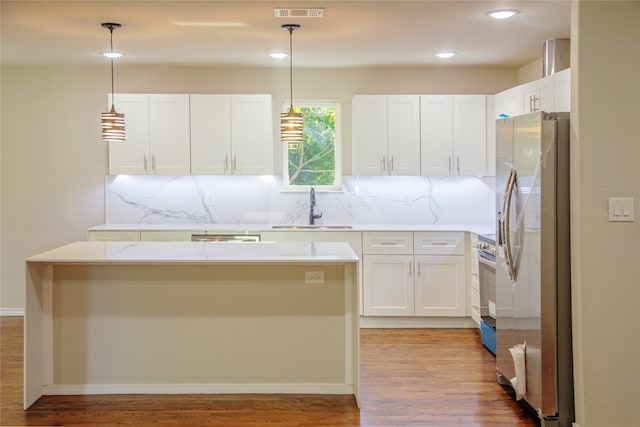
[[309, 187, 323, 225]]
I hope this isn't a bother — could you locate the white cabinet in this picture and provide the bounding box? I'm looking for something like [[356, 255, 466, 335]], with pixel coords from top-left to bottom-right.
[[88, 229, 191, 241], [420, 95, 487, 176], [414, 255, 465, 316], [363, 254, 415, 316], [362, 231, 466, 317], [109, 94, 191, 175], [352, 95, 421, 176], [190, 94, 273, 175], [362, 232, 414, 316], [413, 231, 466, 316], [140, 230, 192, 241], [553, 68, 571, 112], [494, 69, 571, 118], [469, 233, 481, 325], [88, 230, 141, 241]]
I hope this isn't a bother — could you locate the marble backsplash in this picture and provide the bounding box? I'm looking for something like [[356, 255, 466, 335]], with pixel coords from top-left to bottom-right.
[[105, 175, 496, 227]]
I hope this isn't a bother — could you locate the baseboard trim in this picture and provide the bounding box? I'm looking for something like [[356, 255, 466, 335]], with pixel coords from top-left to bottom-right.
[[0, 308, 24, 317], [42, 383, 355, 396], [360, 316, 478, 328]]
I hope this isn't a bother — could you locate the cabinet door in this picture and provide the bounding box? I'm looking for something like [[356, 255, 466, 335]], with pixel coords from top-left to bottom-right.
[[108, 94, 150, 175], [504, 86, 524, 117], [520, 81, 538, 114], [453, 95, 486, 176], [352, 95, 388, 175], [149, 94, 191, 175], [420, 95, 454, 176], [536, 75, 555, 112], [553, 68, 571, 112], [387, 95, 420, 176], [230, 95, 273, 175], [414, 255, 466, 316], [363, 254, 414, 316], [190, 94, 231, 175]]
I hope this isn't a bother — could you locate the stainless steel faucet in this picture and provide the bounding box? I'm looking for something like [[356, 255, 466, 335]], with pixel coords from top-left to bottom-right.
[[309, 187, 323, 225]]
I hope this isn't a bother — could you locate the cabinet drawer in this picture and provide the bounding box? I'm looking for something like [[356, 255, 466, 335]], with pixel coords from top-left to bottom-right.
[[363, 232, 413, 254], [413, 231, 465, 255], [88, 230, 141, 241]]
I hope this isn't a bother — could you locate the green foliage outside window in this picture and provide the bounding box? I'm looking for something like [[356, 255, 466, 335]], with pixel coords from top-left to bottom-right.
[[287, 106, 336, 186]]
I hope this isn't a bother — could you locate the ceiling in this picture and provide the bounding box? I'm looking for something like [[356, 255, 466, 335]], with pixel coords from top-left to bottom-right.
[[0, 0, 571, 68]]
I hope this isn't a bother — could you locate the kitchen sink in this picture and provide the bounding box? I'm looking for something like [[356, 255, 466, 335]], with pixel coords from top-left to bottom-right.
[[271, 225, 353, 230]]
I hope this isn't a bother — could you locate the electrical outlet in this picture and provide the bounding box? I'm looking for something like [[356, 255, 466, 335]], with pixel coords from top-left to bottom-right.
[[305, 271, 325, 284]]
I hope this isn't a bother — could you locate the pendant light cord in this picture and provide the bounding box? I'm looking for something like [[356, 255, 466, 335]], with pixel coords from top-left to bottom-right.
[[110, 27, 115, 109], [288, 27, 293, 110]]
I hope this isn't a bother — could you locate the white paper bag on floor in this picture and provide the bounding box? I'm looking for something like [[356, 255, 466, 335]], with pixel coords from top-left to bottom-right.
[[509, 342, 527, 400]]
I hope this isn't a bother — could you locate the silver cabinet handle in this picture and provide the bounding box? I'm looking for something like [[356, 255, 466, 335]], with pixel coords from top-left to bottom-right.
[[143, 155, 148, 173], [448, 156, 452, 174], [152, 155, 157, 173], [232, 155, 237, 173], [224, 155, 229, 173], [390, 156, 395, 172], [381, 156, 386, 173]]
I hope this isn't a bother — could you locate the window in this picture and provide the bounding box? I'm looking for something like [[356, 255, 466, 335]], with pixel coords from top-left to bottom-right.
[[283, 101, 341, 191]]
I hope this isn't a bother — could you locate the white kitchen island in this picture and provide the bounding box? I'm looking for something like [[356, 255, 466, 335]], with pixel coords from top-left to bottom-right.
[[24, 241, 359, 409]]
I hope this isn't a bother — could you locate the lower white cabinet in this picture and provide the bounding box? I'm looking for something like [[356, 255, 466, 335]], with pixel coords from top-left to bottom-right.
[[88, 230, 192, 241], [362, 231, 466, 317], [414, 255, 465, 316], [363, 254, 414, 316]]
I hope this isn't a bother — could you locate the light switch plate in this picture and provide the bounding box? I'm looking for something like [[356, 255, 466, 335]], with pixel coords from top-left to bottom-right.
[[608, 197, 635, 222]]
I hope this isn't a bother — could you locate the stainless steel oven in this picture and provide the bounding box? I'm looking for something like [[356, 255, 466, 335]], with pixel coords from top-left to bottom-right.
[[477, 234, 497, 330]]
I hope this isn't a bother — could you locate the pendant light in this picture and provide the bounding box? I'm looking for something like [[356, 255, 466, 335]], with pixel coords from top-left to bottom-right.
[[101, 22, 125, 142], [280, 24, 303, 146]]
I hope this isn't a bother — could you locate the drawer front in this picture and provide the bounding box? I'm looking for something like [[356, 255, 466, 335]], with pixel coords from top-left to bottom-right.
[[363, 232, 413, 255], [413, 231, 465, 255]]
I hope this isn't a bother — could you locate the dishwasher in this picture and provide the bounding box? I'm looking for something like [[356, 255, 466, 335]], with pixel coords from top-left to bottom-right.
[[191, 234, 260, 242]]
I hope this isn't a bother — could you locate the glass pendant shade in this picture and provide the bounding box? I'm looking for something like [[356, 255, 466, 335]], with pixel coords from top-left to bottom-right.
[[280, 105, 304, 144], [101, 105, 125, 142]]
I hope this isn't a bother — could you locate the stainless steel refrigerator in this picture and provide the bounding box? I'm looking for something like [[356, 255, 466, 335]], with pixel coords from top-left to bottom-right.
[[495, 112, 574, 427]]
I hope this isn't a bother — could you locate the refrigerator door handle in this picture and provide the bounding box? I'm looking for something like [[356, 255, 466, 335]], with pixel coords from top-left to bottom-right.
[[503, 168, 518, 280]]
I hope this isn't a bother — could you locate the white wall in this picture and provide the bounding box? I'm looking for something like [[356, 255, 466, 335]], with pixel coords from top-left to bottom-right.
[[0, 64, 516, 311], [571, 2, 640, 426]]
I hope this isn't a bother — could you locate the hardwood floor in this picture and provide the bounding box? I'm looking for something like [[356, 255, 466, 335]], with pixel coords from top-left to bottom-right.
[[1, 317, 538, 426]]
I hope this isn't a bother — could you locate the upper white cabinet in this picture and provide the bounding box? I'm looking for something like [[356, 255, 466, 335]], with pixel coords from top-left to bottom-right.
[[110, 93, 273, 176], [553, 68, 571, 112], [494, 68, 571, 118], [420, 95, 487, 176], [109, 94, 191, 175], [190, 94, 272, 175], [352, 95, 421, 176]]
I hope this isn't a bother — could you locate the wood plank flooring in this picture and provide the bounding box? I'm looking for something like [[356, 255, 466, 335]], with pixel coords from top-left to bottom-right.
[[1, 317, 539, 426]]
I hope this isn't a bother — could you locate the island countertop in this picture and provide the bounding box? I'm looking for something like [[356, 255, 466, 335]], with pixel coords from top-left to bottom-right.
[[26, 241, 359, 264]]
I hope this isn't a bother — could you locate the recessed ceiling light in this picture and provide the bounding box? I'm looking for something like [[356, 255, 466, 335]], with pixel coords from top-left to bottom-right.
[[270, 52, 288, 59], [102, 52, 123, 58], [435, 52, 456, 59], [486, 9, 519, 19]]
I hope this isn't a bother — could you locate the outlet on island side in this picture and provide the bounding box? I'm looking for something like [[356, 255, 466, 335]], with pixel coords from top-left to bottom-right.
[[305, 271, 325, 284]]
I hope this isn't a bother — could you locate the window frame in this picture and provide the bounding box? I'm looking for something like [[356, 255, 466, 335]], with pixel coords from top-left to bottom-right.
[[281, 100, 342, 192]]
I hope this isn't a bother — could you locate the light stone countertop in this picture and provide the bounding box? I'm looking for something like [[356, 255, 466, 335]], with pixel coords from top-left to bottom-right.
[[27, 241, 359, 264], [89, 223, 495, 235]]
